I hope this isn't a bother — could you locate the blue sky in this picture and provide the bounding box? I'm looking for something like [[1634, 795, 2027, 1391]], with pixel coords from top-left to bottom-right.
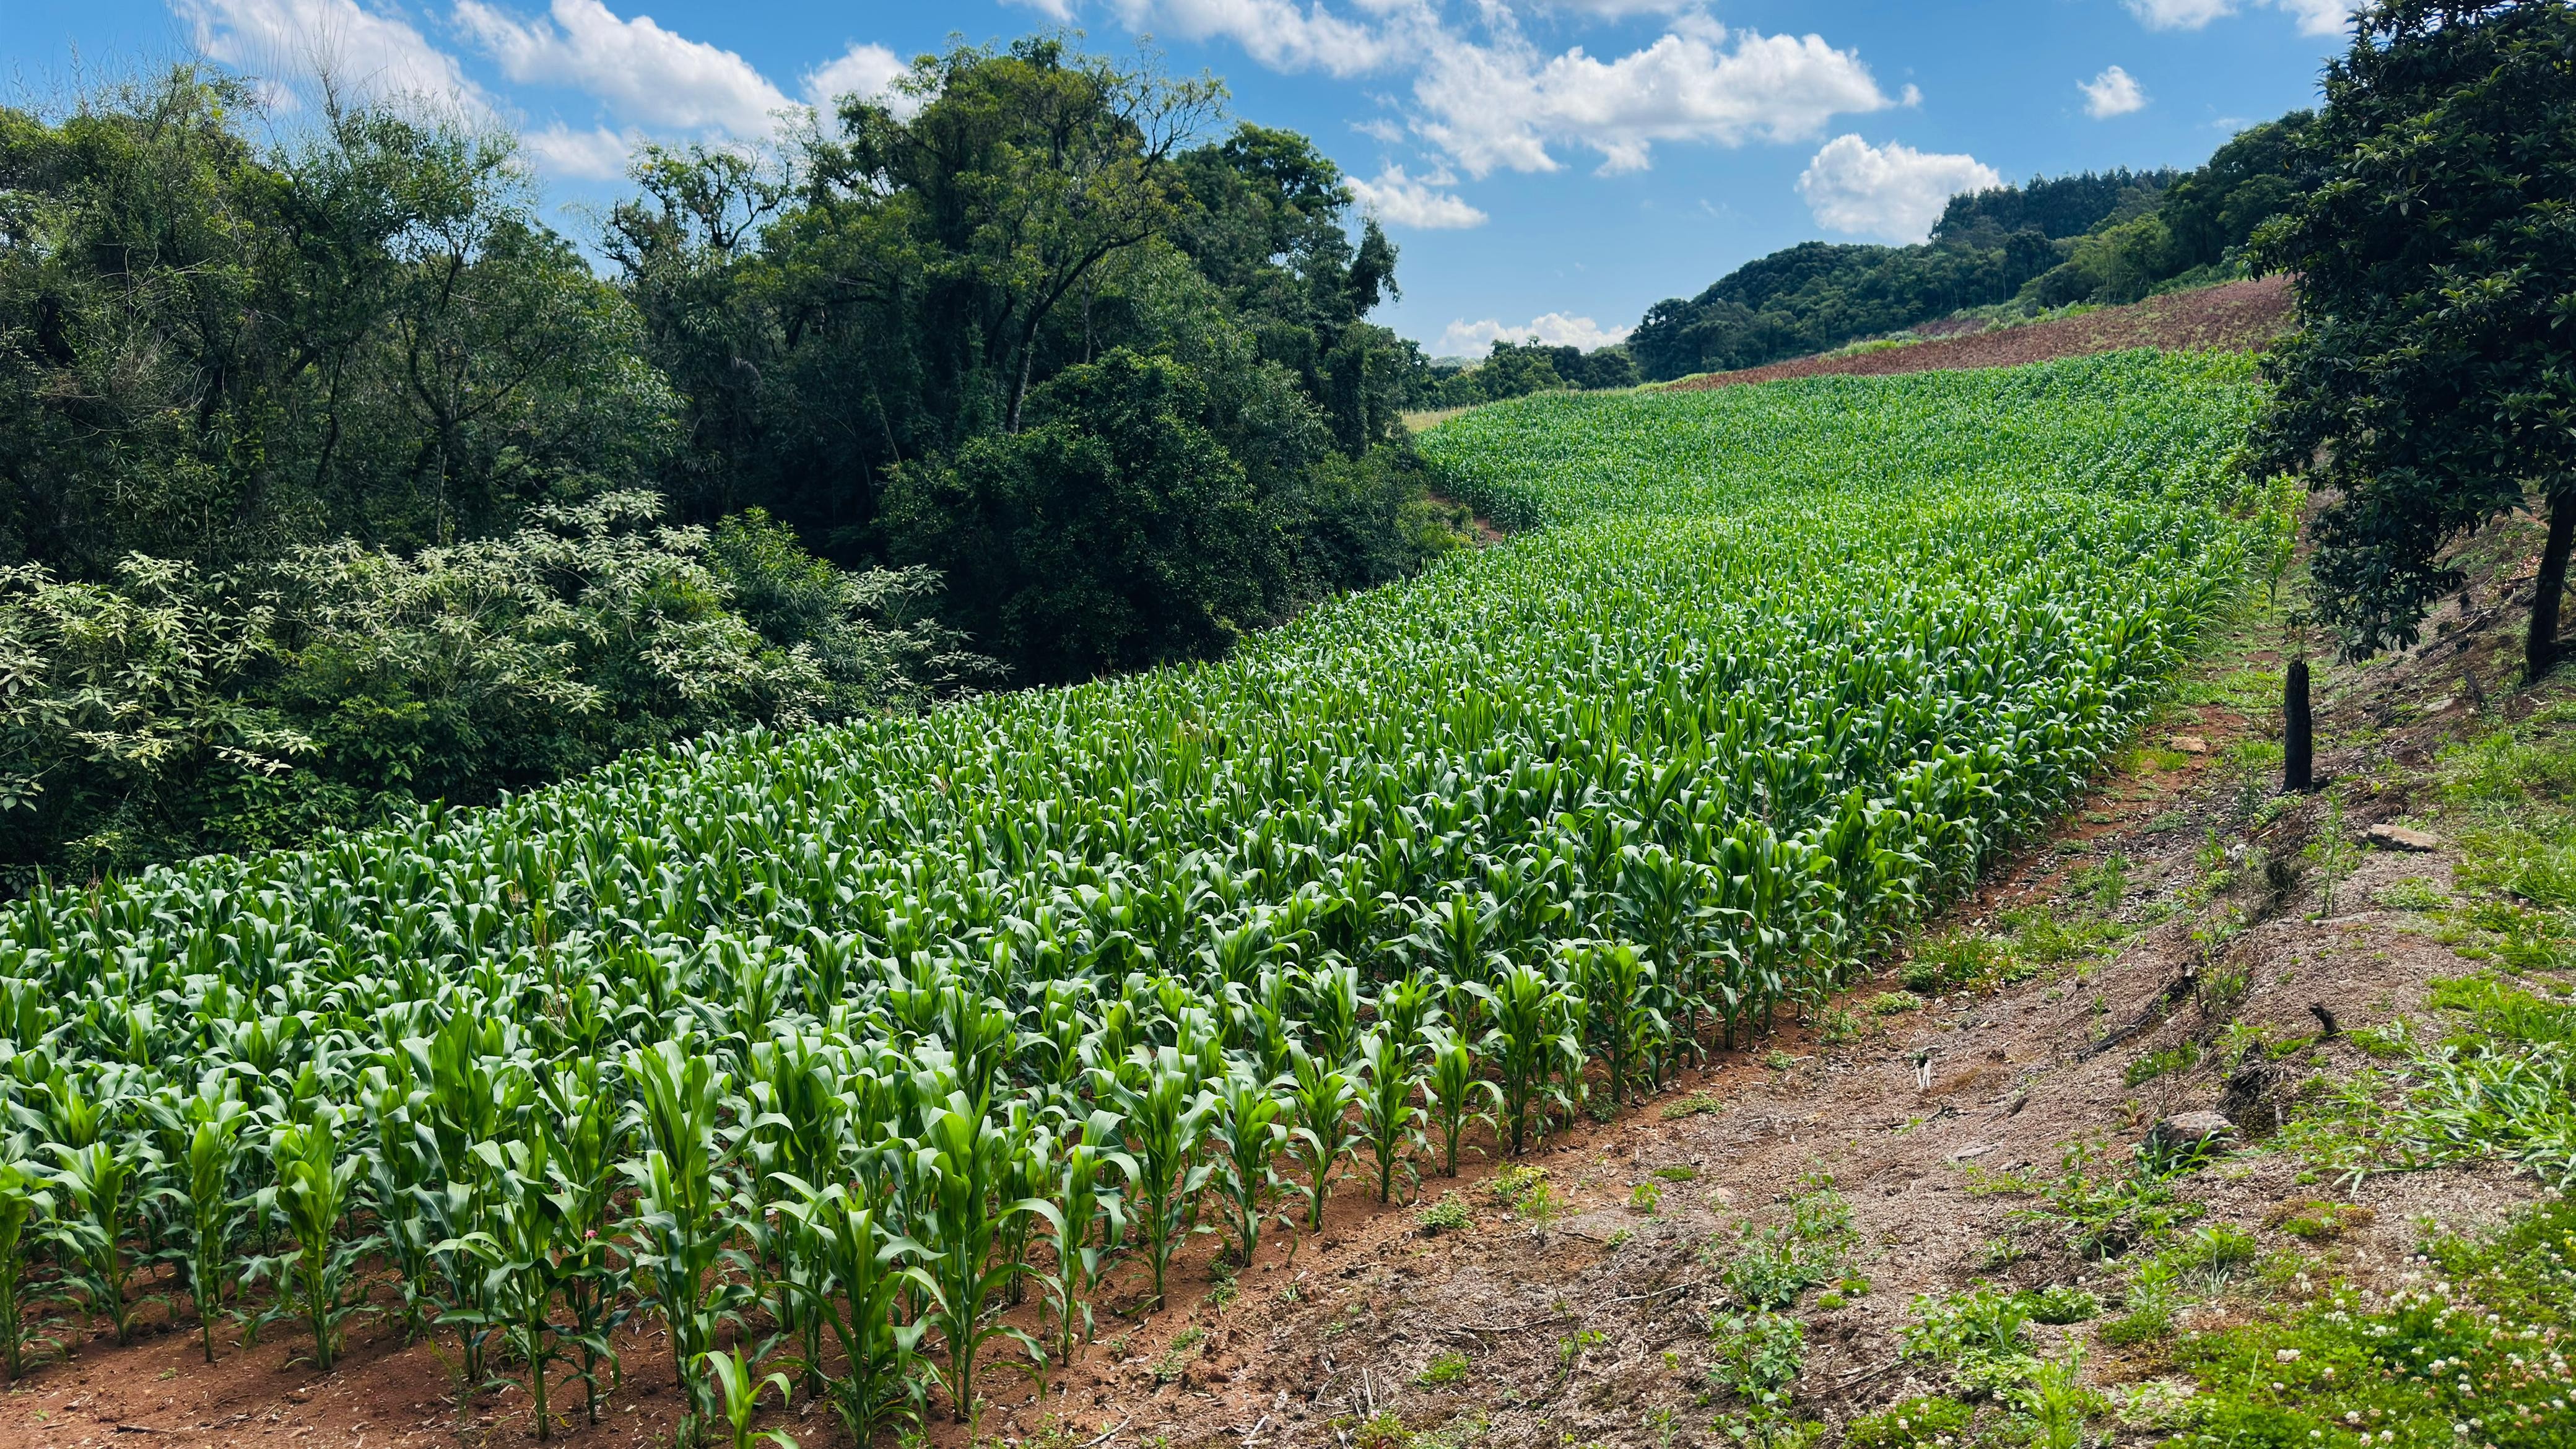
[[2, 0, 2356, 355]]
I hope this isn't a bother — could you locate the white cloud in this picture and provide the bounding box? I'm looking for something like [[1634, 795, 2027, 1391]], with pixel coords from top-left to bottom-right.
[[2272, 0, 2363, 35], [2123, 0, 2361, 34], [453, 0, 791, 135], [1796, 134, 2001, 244], [520, 120, 637, 178], [1437, 311, 1631, 356], [804, 41, 908, 112], [1101, 0, 1404, 77], [1347, 163, 1487, 228], [1417, 24, 1896, 177], [2079, 64, 2147, 118], [175, 0, 490, 113], [2123, 0, 2239, 28]]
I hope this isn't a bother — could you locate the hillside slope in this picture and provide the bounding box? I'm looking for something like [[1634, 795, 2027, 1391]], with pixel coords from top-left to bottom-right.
[[1664, 276, 2295, 393]]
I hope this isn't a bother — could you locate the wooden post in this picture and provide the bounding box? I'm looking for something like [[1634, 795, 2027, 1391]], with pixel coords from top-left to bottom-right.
[[2284, 655, 2313, 793]]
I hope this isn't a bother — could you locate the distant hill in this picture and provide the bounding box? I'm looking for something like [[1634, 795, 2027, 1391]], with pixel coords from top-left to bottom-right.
[[1629, 115, 2312, 381]]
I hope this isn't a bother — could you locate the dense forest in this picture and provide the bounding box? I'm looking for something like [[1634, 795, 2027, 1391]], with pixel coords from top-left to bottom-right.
[[1626, 115, 2314, 380], [0, 43, 1469, 886]]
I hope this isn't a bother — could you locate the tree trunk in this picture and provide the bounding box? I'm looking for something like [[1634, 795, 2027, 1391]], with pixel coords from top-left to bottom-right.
[[2527, 491, 2576, 680], [2283, 655, 2313, 793]]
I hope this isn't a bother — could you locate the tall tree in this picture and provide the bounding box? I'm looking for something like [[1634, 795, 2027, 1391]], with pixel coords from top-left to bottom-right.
[[2249, 0, 2576, 676]]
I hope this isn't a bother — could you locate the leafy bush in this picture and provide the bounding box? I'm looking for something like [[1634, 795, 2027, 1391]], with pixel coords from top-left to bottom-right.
[[0, 494, 966, 887]]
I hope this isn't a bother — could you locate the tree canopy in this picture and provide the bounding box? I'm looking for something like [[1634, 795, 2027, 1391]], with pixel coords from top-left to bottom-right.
[[2249, 0, 2576, 676]]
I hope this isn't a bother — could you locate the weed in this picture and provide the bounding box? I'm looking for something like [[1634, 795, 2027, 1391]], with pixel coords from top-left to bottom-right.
[[1354, 1411, 1411, 1449], [2021, 1284, 2101, 1324], [2263, 1199, 2375, 1241], [2019, 1349, 2107, 1449], [1415, 1351, 1471, 1388], [1554, 1328, 1606, 1380], [1815, 1006, 1862, 1045], [2375, 876, 2450, 912], [1488, 1165, 1562, 1223], [1843, 1395, 1973, 1449], [1660, 1092, 1723, 1120], [1653, 1165, 1699, 1181], [1415, 1194, 1472, 1234], [1900, 1285, 2039, 1398], [1705, 1310, 1803, 1416], [1867, 991, 1921, 1016], [2124, 1042, 2201, 1086], [2011, 1138, 2200, 1260], [1629, 1181, 1663, 1214], [1763, 1049, 1798, 1073]]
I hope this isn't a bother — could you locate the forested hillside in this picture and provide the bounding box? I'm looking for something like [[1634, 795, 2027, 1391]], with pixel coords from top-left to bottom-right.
[[1628, 116, 2312, 380], [0, 44, 1466, 886]]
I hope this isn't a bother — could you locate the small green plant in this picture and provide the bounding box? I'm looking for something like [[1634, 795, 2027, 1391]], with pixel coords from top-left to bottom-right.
[[2019, 1349, 2105, 1449], [1416, 1350, 1471, 1387], [1652, 1164, 1699, 1181], [1553, 1327, 1606, 1380], [1660, 1092, 1723, 1119], [1629, 1180, 1663, 1214], [1900, 1285, 2039, 1397], [1353, 1412, 1411, 1449], [2265, 1198, 2375, 1240], [1867, 991, 1921, 1016], [1843, 1395, 1973, 1449], [700, 1344, 799, 1449], [2019, 1284, 2100, 1325], [1488, 1164, 1562, 1222], [2374, 876, 2450, 912], [1815, 1006, 1862, 1045], [1415, 1193, 1472, 1234], [2122, 1042, 2200, 1086], [1706, 1310, 1804, 1417]]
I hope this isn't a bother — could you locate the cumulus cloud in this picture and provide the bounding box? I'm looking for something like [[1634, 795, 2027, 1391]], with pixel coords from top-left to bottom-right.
[[2079, 64, 2147, 118], [175, 0, 490, 113], [805, 41, 909, 111], [521, 120, 638, 178], [1100, 0, 1404, 77], [1437, 311, 1631, 357], [1417, 24, 1897, 177], [2271, 0, 2364, 35], [1346, 163, 1488, 228], [453, 0, 791, 135], [2124, 0, 2361, 34], [1796, 134, 2001, 244]]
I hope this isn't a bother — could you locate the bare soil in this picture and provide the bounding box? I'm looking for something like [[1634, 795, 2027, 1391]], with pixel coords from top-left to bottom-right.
[[1663, 276, 2297, 391]]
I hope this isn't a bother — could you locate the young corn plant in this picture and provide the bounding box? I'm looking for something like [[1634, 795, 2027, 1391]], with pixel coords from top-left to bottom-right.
[[176, 1104, 245, 1362], [48, 1136, 142, 1345], [1286, 1045, 1360, 1229], [1421, 1028, 1500, 1177], [259, 1116, 375, 1370], [1033, 1112, 1122, 1368], [625, 1038, 744, 1422], [908, 1090, 1045, 1423], [1352, 1030, 1424, 1203], [0, 1159, 53, 1380], [450, 1128, 587, 1440], [1206, 1068, 1288, 1266], [1103, 1045, 1216, 1311], [699, 1343, 799, 1449], [539, 1061, 627, 1427], [1472, 961, 1585, 1155], [775, 1178, 932, 1442], [1573, 942, 1666, 1106]]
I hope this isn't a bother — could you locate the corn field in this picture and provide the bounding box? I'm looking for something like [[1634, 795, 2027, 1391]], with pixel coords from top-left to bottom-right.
[[0, 352, 2273, 1438]]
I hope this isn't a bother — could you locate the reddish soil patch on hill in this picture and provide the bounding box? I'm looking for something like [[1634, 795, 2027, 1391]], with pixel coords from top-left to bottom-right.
[[1665, 274, 2295, 392]]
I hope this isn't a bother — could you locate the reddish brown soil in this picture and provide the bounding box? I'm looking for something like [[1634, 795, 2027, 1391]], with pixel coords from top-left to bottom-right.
[[1664, 275, 2296, 392], [5, 414, 2550, 1449]]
